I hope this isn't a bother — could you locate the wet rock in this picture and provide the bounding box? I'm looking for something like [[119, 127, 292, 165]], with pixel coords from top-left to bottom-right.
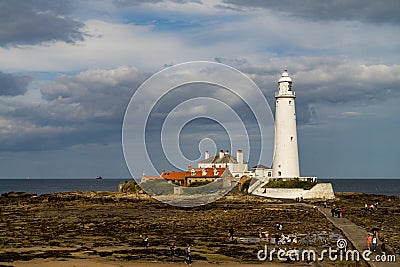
[[0, 191, 379, 266]]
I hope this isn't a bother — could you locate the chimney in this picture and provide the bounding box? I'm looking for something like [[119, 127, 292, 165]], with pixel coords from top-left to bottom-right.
[[219, 150, 224, 159], [237, 149, 243, 164], [237, 149, 244, 173], [205, 151, 209, 159]]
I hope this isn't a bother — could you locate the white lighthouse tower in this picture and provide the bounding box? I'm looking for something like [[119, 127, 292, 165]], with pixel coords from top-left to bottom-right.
[[272, 70, 300, 178], [248, 70, 334, 199]]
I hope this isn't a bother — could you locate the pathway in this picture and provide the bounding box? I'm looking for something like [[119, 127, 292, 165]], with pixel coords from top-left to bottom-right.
[[318, 206, 397, 267]]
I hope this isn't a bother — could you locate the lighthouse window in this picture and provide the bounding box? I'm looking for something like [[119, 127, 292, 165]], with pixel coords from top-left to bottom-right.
[[289, 101, 291, 104], [278, 171, 282, 176], [291, 136, 293, 141]]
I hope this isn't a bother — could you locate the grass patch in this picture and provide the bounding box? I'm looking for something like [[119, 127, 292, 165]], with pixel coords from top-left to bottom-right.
[[183, 179, 228, 195], [119, 180, 142, 193], [140, 180, 175, 195], [263, 180, 317, 190]]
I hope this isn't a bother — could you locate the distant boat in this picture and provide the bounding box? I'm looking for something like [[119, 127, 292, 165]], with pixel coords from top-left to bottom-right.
[[96, 176, 103, 180]]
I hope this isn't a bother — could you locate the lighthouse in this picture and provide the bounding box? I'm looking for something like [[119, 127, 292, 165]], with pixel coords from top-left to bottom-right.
[[249, 70, 334, 200], [272, 70, 300, 178]]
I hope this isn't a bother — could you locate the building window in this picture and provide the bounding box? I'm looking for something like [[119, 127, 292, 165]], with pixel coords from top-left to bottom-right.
[[278, 171, 282, 176], [291, 136, 293, 141], [213, 168, 219, 176], [268, 172, 272, 177], [289, 100, 291, 104]]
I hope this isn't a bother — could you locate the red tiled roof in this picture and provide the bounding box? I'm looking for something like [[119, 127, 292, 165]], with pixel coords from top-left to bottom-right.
[[186, 167, 225, 177], [161, 171, 186, 180], [160, 168, 226, 181]]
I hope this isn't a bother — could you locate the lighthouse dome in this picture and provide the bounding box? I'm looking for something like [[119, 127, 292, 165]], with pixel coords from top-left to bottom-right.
[[278, 70, 292, 83]]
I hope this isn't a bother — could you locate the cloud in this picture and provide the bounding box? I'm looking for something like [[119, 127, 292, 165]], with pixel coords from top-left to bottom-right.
[[235, 57, 400, 124], [1, 5, 399, 73], [222, 0, 400, 24], [0, 64, 266, 158], [0, 72, 32, 96], [342, 111, 361, 117], [0, 20, 190, 72], [0, 66, 147, 152], [2, 58, 398, 154], [0, 1, 87, 46]]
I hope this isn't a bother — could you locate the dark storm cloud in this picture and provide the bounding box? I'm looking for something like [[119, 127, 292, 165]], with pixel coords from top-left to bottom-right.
[[222, 0, 400, 24], [239, 58, 400, 125], [0, 72, 32, 96], [0, 1, 87, 46], [0, 66, 264, 154], [0, 67, 148, 152], [2, 60, 399, 153]]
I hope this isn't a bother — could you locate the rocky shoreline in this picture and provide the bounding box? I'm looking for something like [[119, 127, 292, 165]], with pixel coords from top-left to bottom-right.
[[0, 190, 398, 266]]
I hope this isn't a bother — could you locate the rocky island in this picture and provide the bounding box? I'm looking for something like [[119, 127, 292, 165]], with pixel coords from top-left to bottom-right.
[[0, 189, 398, 267]]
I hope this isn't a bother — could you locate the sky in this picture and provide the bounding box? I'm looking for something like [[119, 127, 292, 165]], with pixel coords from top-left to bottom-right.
[[0, 0, 399, 179]]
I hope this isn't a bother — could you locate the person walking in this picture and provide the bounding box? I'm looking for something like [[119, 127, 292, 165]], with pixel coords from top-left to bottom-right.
[[228, 227, 234, 241], [381, 243, 386, 255], [372, 236, 378, 251], [367, 234, 373, 251], [184, 244, 192, 265], [259, 232, 264, 243], [372, 228, 379, 239], [280, 234, 286, 245], [336, 209, 341, 218], [143, 235, 149, 249], [170, 242, 176, 256]]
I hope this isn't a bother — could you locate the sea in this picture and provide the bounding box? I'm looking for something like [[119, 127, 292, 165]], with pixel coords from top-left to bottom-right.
[[0, 178, 399, 196]]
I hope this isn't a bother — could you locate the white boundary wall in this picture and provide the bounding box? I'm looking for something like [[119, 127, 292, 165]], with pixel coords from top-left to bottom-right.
[[253, 183, 335, 200]]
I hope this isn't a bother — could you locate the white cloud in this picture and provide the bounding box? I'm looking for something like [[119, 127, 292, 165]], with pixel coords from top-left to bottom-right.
[[1, 6, 398, 73], [0, 20, 186, 72]]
